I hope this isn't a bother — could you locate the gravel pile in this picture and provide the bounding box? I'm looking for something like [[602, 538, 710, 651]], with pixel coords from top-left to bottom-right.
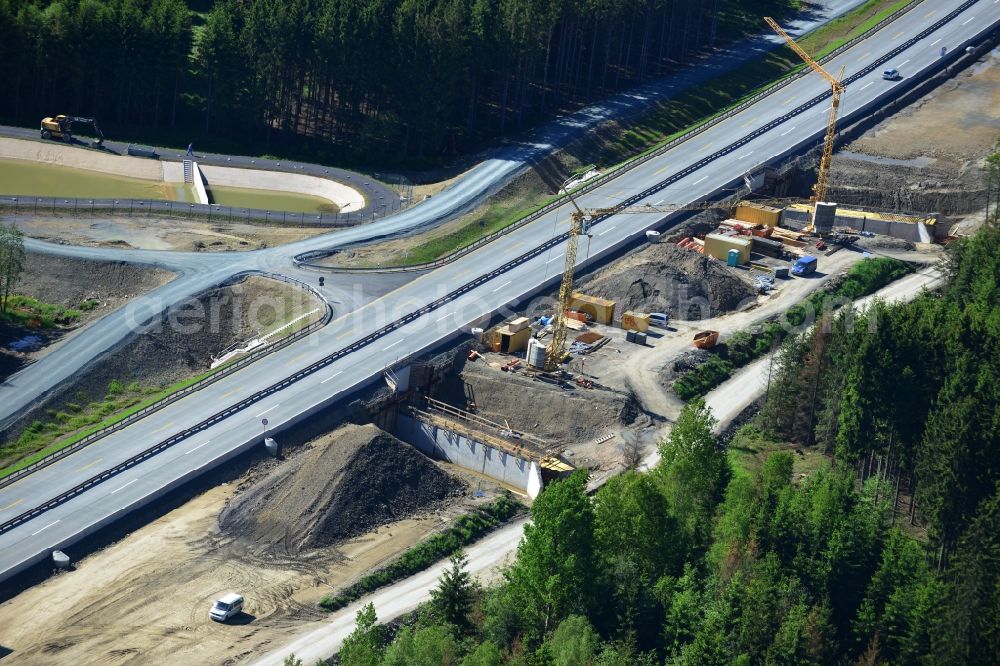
[[219, 424, 464, 553], [577, 242, 758, 320], [658, 349, 711, 385]]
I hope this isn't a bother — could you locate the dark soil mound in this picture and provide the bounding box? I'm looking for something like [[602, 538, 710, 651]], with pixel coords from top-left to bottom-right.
[[219, 424, 464, 553], [577, 242, 758, 320]]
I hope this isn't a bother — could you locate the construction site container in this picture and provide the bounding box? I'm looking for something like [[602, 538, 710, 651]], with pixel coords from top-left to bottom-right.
[[727, 249, 740, 267], [773, 266, 789, 279], [635, 332, 647, 345], [693, 330, 719, 349], [813, 202, 837, 235], [704, 233, 751, 265], [571, 292, 615, 325], [735, 202, 781, 227], [621, 311, 650, 332], [508, 316, 530, 333], [492, 325, 531, 353], [752, 235, 784, 258], [527, 339, 547, 368], [626, 330, 637, 343]]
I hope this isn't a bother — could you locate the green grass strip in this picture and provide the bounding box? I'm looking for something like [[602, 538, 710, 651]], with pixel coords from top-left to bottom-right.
[[319, 496, 524, 611]]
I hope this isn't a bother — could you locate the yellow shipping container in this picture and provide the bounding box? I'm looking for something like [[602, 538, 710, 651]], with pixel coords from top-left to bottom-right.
[[492, 325, 531, 353], [704, 233, 751, 265], [570, 292, 615, 325], [621, 311, 650, 332], [735, 203, 782, 227]]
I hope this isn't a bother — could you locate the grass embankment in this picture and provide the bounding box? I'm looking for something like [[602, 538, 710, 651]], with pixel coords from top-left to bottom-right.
[[673, 257, 914, 400], [0, 295, 96, 328], [371, 0, 913, 267], [0, 365, 235, 479], [319, 496, 524, 612]]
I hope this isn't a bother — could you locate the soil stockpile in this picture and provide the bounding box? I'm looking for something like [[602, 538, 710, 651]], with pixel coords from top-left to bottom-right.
[[436, 362, 638, 447], [577, 242, 758, 320], [219, 424, 464, 553]]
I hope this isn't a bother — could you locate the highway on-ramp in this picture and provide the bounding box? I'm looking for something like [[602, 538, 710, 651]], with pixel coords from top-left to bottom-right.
[[0, 0, 891, 430], [0, 0, 996, 586]]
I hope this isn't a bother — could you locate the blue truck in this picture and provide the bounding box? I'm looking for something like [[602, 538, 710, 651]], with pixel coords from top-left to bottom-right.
[[791, 255, 818, 276]]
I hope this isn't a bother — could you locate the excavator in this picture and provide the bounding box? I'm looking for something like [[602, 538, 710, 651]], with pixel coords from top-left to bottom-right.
[[39, 115, 105, 148]]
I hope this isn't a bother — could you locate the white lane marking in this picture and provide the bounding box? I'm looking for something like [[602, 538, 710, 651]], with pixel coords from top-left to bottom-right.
[[546, 253, 564, 264], [899, 59, 911, 67], [111, 479, 138, 494], [931, 38, 941, 46], [780, 126, 797, 136], [32, 520, 60, 536], [860, 81, 874, 91], [321, 371, 343, 384], [693, 176, 708, 185], [435, 312, 452, 322], [737, 151, 754, 160], [598, 225, 617, 237], [962, 16, 975, 25], [653, 199, 664, 205], [491, 280, 512, 293], [383, 339, 403, 351], [255, 404, 279, 418], [185, 440, 212, 455]]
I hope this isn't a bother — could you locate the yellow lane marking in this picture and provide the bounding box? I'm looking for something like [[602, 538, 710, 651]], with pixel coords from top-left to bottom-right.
[[654, 164, 670, 175], [0, 499, 24, 513], [151, 421, 175, 434], [335, 329, 353, 341], [856, 50, 870, 62], [924, 10, 936, 18], [740, 117, 756, 128], [76, 458, 102, 473], [219, 386, 244, 399], [286, 352, 309, 366]]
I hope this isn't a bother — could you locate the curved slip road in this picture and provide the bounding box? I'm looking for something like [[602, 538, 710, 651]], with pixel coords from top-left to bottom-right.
[[0, 0, 996, 586], [0, 0, 873, 430]]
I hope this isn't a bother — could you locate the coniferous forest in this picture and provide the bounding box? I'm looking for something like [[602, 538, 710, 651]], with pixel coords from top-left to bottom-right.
[[0, 0, 798, 163], [333, 223, 1000, 664]]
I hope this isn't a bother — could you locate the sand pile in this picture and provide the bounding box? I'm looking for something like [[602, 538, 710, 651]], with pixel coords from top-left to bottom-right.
[[577, 242, 757, 320], [219, 424, 464, 553]]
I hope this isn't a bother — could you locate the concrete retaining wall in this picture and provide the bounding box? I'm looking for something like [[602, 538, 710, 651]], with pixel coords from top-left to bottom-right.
[[395, 414, 543, 498], [200, 164, 365, 213], [0, 137, 162, 180], [191, 162, 210, 205]]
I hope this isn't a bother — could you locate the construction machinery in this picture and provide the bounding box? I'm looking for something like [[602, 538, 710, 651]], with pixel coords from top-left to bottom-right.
[[765, 17, 845, 233], [39, 115, 105, 148], [543, 192, 795, 371]]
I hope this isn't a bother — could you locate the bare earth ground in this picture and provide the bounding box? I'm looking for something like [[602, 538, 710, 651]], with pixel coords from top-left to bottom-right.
[[830, 48, 1000, 230], [0, 425, 505, 666], [0, 252, 175, 380], [12, 214, 328, 251], [1, 274, 325, 464], [0, 39, 991, 666]]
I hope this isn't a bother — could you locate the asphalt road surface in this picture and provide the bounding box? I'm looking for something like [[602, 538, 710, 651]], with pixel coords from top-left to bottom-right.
[[0, 0, 877, 430], [248, 265, 948, 666], [0, 0, 995, 585]]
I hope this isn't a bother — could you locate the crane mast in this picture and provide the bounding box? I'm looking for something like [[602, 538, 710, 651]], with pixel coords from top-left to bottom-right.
[[765, 17, 845, 230]]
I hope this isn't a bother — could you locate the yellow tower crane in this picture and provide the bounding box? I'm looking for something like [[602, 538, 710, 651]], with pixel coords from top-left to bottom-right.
[[765, 16, 846, 232], [542, 189, 794, 371]]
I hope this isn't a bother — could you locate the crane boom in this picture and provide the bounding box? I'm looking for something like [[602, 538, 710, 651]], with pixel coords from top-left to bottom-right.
[[765, 17, 846, 228]]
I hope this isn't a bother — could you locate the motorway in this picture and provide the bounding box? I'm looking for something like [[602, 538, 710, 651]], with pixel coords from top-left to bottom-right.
[[0, 0, 872, 430], [250, 265, 948, 666], [0, 0, 997, 586]]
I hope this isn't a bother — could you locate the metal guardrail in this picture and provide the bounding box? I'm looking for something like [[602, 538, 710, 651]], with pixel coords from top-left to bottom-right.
[[0, 272, 333, 492], [0, 195, 398, 229], [0, 0, 988, 538], [296, 0, 925, 274]]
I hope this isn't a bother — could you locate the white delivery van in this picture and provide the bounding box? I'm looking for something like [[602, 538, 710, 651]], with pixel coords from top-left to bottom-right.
[[209, 593, 244, 622]]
